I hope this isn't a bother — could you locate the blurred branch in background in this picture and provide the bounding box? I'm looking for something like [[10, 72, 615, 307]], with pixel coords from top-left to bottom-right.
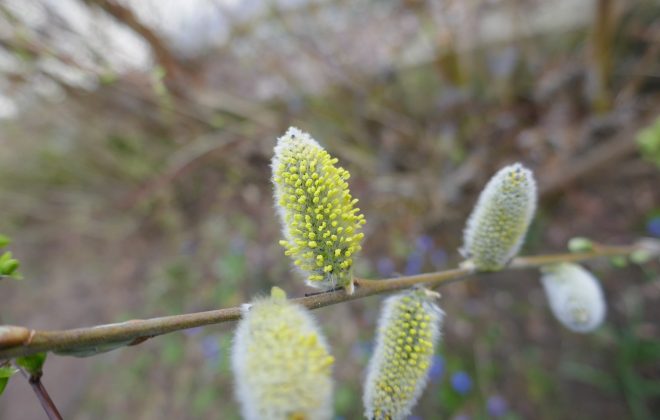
[[82, 0, 182, 86]]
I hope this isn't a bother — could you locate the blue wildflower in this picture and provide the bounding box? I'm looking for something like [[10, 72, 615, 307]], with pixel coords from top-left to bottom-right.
[[351, 340, 373, 361], [647, 216, 660, 237], [404, 251, 424, 275], [450, 371, 472, 395], [416, 235, 435, 253], [430, 249, 448, 269], [377, 257, 395, 277], [428, 354, 445, 383], [201, 335, 221, 367], [230, 236, 246, 252], [487, 395, 508, 417], [184, 326, 203, 337]]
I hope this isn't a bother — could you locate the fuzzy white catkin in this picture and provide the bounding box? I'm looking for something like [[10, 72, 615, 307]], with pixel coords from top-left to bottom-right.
[[231, 287, 334, 420], [462, 163, 537, 270], [540, 263, 606, 333], [363, 289, 444, 420]]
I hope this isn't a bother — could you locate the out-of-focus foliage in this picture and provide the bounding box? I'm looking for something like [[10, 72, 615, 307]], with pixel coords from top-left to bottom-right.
[[0, 235, 21, 279], [0, 365, 18, 396], [637, 116, 660, 168], [15, 352, 47, 377]]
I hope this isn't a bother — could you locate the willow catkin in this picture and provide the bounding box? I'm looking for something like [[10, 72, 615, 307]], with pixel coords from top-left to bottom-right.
[[462, 163, 537, 270], [541, 263, 606, 333], [272, 127, 366, 294], [232, 287, 334, 420], [364, 289, 443, 420]]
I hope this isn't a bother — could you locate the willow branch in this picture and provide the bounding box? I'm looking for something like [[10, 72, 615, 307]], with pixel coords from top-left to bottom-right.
[[0, 241, 654, 361]]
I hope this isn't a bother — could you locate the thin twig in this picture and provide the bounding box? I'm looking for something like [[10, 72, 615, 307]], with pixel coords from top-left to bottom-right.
[[0, 241, 653, 361], [19, 370, 63, 420]]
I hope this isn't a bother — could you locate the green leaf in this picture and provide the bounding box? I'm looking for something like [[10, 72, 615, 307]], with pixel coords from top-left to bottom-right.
[[161, 336, 184, 366], [636, 117, 660, 168], [630, 249, 652, 265], [0, 259, 20, 276], [0, 234, 11, 248], [0, 251, 22, 279], [633, 339, 660, 364], [0, 366, 17, 378], [561, 361, 617, 392], [610, 255, 628, 268], [99, 71, 118, 85], [0, 251, 12, 264], [192, 387, 216, 415], [567, 237, 594, 253], [0, 366, 18, 395], [640, 379, 660, 397], [15, 352, 47, 376]]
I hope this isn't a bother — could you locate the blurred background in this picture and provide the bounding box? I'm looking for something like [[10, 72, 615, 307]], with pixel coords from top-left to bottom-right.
[[1, 0, 659, 419]]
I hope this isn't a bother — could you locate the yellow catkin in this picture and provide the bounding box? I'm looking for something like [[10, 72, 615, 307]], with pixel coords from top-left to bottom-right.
[[232, 287, 334, 420], [272, 127, 366, 293], [364, 289, 443, 420]]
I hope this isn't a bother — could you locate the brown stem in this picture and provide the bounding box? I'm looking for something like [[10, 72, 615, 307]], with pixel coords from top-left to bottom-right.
[[0, 241, 653, 361], [20, 371, 63, 420]]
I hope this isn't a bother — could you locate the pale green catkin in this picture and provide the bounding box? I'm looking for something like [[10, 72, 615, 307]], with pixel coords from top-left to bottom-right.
[[540, 263, 606, 333], [272, 127, 366, 293], [462, 163, 537, 270], [231, 287, 335, 420], [364, 289, 443, 420]]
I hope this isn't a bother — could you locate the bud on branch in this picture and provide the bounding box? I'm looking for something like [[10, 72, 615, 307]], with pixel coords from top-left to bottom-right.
[[273, 127, 366, 294]]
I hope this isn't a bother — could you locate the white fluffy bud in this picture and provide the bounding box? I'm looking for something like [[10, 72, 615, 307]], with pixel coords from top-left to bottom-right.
[[462, 163, 537, 270], [231, 287, 334, 420], [540, 263, 606, 333]]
